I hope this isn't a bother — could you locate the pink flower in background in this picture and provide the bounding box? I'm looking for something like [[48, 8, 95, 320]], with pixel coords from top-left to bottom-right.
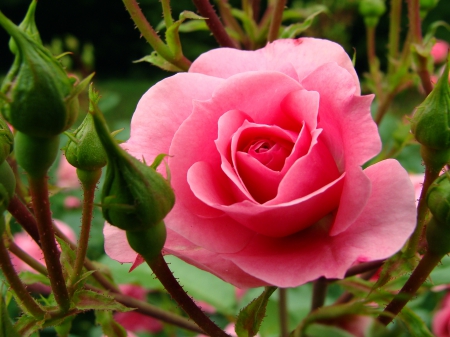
[[433, 293, 450, 337], [105, 38, 416, 288], [431, 40, 449, 64], [63, 195, 82, 209], [114, 284, 163, 333], [11, 219, 76, 272], [409, 173, 424, 206], [56, 155, 79, 189]]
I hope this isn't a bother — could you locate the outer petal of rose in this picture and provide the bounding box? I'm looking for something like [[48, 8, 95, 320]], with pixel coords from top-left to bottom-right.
[[190, 38, 359, 92], [189, 159, 344, 237], [301, 62, 380, 235], [123, 73, 224, 165], [170, 72, 302, 216], [164, 229, 267, 288], [223, 159, 415, 287], [103, 223, 137, 263]]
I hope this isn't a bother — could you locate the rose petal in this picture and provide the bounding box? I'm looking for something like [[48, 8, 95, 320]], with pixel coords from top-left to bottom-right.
[[223, 159, 415, 287], [103, 223, 137, 263], [190, 38, 359, 92]]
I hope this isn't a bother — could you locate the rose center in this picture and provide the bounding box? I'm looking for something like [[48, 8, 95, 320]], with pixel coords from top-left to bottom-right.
[[244, 138, 293, 171]]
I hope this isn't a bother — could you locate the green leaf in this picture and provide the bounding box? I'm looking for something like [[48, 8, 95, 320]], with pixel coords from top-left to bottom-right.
[[304, 323, 355, 337], [18, 271, 50, 286], [179, 10, 206, 21], [134, 52, 183, 72], [72, 290, 133, 312], [397, 307, 434, 337], [54, 315, 74, 337], [235, 286, 277, 337], [280, 10, 325, 39], [372, 252, 418, 291], [95, 310, 127, 337], [56, 237, 76, 281], [178, 20, 209, 33], [14, 315, 43, 337], [0, 294, 20, 337]]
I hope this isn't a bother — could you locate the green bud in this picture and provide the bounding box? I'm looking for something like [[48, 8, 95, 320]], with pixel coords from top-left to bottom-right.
[[420, 0, 438, 12], [65, 113, 107, 172], [0, 5, 93, 138], [359, 0, 386, 27], [411, 57, 450, 150], [427, 173, 450, 224], [0, 118, 13, 164], [8, 0, 42, 54], [0, 160, 15, 234], [126, 222, 167, 261], [89, 86, 175, 232], [426, 217, 450, 255]]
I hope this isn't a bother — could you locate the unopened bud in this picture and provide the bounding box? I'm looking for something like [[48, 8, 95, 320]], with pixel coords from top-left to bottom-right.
[[359, 0, 386, 27]]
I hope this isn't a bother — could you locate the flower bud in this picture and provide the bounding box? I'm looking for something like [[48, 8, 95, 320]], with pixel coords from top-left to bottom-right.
[[0, 118, 13, 164], [411, 57, 450, 150], [89, 86, 175, 232], [359, 0, 386, 28], [427, 173, 450, 225], [426, 217, 450, 255], [126, 222, 167, 261], [0, 161, 15, 234], [65, 113, 107, 172], [8, 0, 42, 54], [0, 4, 93, 138]]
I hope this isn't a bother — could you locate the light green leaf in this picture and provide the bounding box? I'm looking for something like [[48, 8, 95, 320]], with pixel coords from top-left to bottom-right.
[[235, 286, 277, 337], [54, 315, 74, 337], [14, 315, 43, 337], [95, 310, 127, 337], [304, 323, 355, 337], [72, 290, 132, 312], [397, 307, 434, 337], [280, 10, 325, 39], [134, 52, 183, 72], [18, 271, 50, 286]]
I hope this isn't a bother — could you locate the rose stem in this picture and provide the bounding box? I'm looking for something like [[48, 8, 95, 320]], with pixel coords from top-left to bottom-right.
[[160, 0, 174, 28], [67, 169, 102, 294], [366, 25, 383, 100], [404, 166, 440, 258], [311, 277, 328, 311], [344, 259, 385, 278], [378, 250, 443, 325], [84, 284, 205, 334], [8, 194, 41, 245], [0, 228, 45, 319], [267, 0, 286, 42], [387, 0, 402, 75], [279, 288, 289, 337], [6, 240, 48, 276], [191, 0, 238, 48], [252, 0, 261, 21], [8, 193, 120, 293], [216, 0, 249, 48], [122, 0, 191, 71], [407, 0, 433, 95], [28, 175, 70, 312], [147, 253, 230, 337]]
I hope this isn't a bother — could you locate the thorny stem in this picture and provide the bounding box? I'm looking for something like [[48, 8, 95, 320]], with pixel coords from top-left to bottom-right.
[[267, 0, 286, 42], [122, 0, 191, 70], [311, 277, 328, 312], [6, 239, 48, 276], [279, 288, 288, 337], [192, 0, 238, 48], [216, 0, 249, 48], [387, 0, 402, 75], [160, 0, 174, 28], [0, 228, 44, 319], [67, 169, 102, 294], [378, 250, 443, 325], [148, 253, 230, 337], [28, 175, 70, 312], [405, 164, 440, 257], [407, 0, 433, 95], [8, 194, 40, 245], [366, 25, 383, 99]]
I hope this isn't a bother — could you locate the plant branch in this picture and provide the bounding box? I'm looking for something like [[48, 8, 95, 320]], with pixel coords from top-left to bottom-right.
[[6, 239, 48, 276], [28, 175, 70, 312], [147, 253, 230, 337], [378, 250, 442, 325], [279, 288, 288, 337], [8, 194, 40, 245], [311, 277, 328, 311], [0, 230, 44, 319], [387, 0, 402, 75], [160, 0, 174, 28], [267, 0, 286, 42], [192, 0, 238, 48]]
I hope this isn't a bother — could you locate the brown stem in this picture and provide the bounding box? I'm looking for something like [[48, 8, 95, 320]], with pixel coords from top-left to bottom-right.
[[311, 277, 328, 311], [216, 0, 248, 48], [7, 240, 48, 276], [148, 253, 230, 337], [279, 288, 288, 337], [387, 0, 402, 75], [344, 260, 385, 278], [192, 0, 238, 48], [267, 0, 286, 42], [28, 175, 70, 312], [8, 194, 40, 246], [378, 251, 442, 325], [0, 231, 44, 319], [252, 0, 261, 22]]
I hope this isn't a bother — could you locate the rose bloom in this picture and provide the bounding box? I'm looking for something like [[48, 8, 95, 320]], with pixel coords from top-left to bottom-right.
[[433, 293, 450, 337], [431, 40, 450, 64], [104, 38, 416, 288]]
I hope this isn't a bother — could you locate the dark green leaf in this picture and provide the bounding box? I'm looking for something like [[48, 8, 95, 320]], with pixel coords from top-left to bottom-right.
[[0, 294, 20, 337], [14, 315, 43, 337], [95, 310, 127, 337], [54, 315, 74, 337], [235, 286, 277, 337], [18, 271, 50, 286], [397, 307, 434, 337]]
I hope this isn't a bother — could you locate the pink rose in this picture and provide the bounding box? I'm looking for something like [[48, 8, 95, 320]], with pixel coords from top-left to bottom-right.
[[431, 40, 449, 64], [56, 155, 79, 189], [433, 293, 450, 337], [104, 38, 416, 288]]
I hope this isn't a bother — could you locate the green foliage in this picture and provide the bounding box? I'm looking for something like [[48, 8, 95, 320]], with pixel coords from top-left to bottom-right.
[[0, 294, 19, 337], [95, 311, 127, 337]]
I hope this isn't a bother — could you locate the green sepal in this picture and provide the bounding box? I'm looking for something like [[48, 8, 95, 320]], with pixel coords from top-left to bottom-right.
[[8, 0, 42, 54], [235, 286, 277, 337], [126, 222, 167, 262], [427, 172, 450, 224], [89, 85, 175, 232], [280, 9, 325, 39], [134, 51, 184, 72], [426, 217, 450, 255]]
